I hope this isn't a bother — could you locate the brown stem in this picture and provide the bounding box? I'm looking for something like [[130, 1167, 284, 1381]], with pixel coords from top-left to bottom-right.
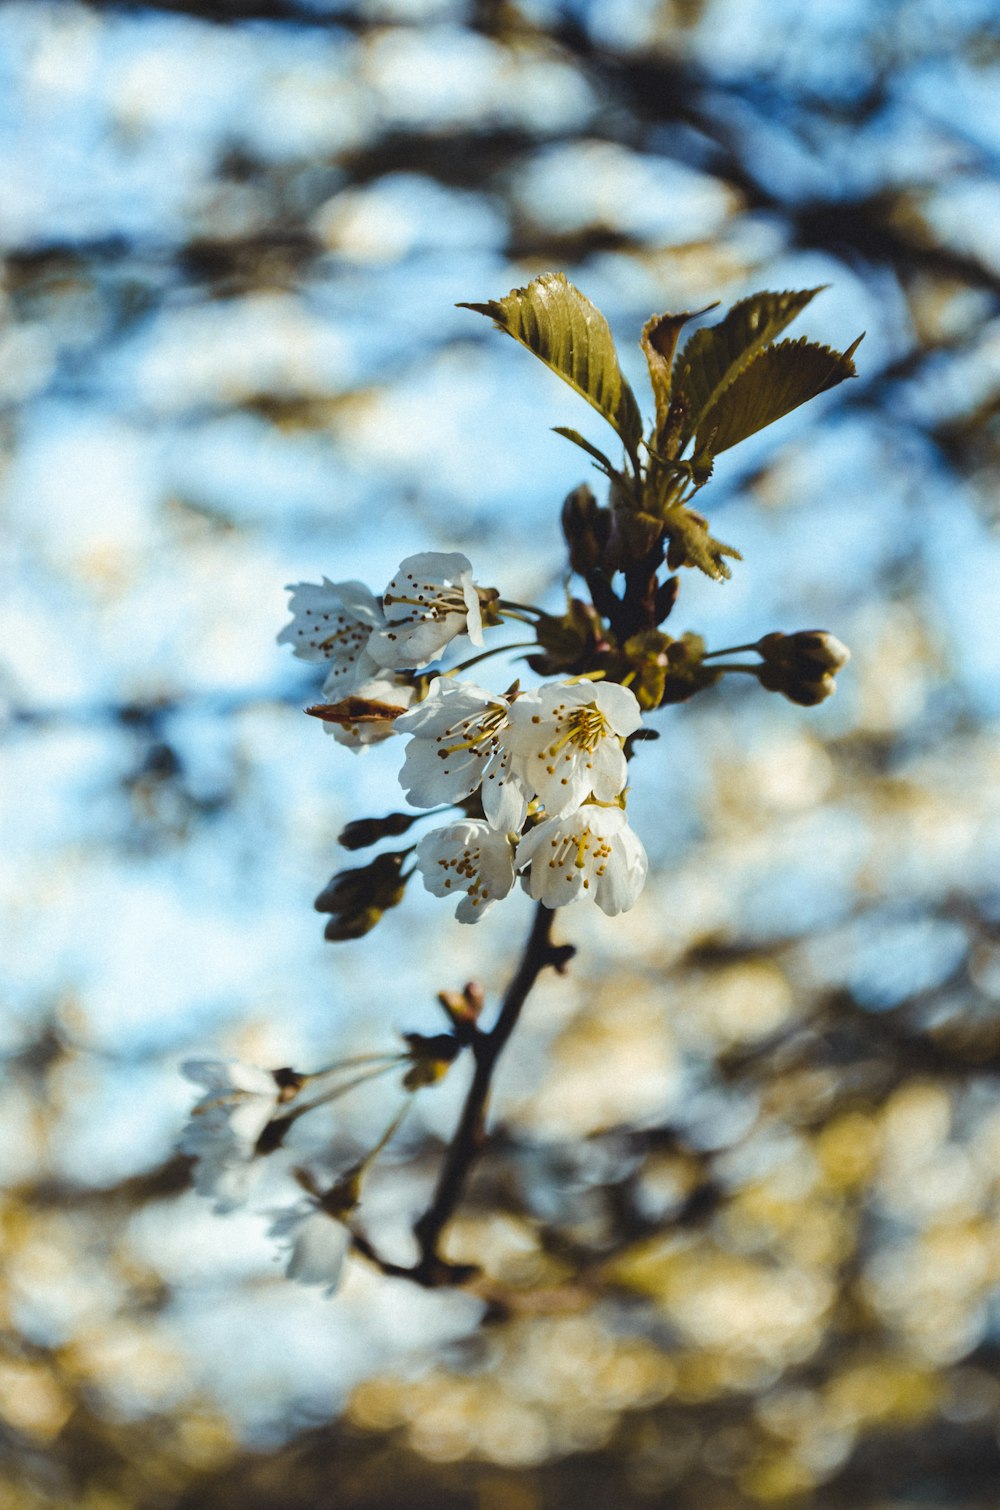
[[406, 902, 569, 1285]]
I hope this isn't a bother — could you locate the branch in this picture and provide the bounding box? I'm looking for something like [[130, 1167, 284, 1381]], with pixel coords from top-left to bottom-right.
[[356, 903, 573, 1288]]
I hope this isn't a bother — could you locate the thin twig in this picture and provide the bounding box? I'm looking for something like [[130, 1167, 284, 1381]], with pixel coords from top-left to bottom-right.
[[355, 903, 572, 1287]]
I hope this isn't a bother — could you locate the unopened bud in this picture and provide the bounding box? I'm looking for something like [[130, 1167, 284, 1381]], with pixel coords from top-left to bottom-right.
[[561, 484, 611, 575], [756, 630, 850, 706], [402, 1031, 462, 1089], [527, 600, 600, 677], [757, 630, 851, 676], [315, 851, 409, 941], [338, 812, 420, 851], [437, 981, 485, 1038]]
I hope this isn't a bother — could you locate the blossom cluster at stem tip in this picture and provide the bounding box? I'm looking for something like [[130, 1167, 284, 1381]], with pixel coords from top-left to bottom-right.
[[280, 551, 649, 921]]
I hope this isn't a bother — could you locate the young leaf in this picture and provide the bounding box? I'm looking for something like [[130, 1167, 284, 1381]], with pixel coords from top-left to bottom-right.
[[459, 273, 644, 458], [552, 426, 617, 475], [674, 288, 826, 448], [694, 334, 863, 456], [641, 305, 717, 450]]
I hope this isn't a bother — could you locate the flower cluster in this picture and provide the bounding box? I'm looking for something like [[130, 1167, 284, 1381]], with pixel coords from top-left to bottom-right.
[[280, 552, 650, 923], [179, 1037, 459, 1294]]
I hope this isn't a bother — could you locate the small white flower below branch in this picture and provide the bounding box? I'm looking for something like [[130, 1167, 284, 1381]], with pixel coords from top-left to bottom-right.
[[415, 819, 517, 923], [516, 803, 648, 916]]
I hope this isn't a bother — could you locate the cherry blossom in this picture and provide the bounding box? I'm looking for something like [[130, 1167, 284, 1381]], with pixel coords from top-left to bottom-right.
[[367, 552, 486, 670], [516, 803, 648, 915], [277, 578, 385, 695], [505, 679, 643, 817], [415, 819, 517, 922], [269, 1203, 350, 1296], [179, 1059, 299, 1213], [395, 679, 529, 832]]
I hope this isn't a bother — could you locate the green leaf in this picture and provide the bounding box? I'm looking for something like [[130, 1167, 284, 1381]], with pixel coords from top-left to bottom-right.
[[694, 335, 863, 456], [641, 305, 717, 449], [674, 288, 826, 448], [459, 273, 644, 458], [552, 426, 617, 475]]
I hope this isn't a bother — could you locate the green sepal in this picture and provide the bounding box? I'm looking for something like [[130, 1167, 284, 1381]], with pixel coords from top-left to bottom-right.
[[459, 273, 644, 459], [662, 507, 742, 581], [673, 287, 826, 449], [693, 334, 863, 456]]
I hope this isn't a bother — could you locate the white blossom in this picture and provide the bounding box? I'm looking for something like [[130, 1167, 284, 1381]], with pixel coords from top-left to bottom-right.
[[415, 819, 517, 923], [323, 675, 417, 750], [516, 804, 648, 915], [368, 552, 485, 670], [395, 679, 529, 831], [505, 679, 643, 817], [277, 578, 384, 694], [179, 1059, 294, 1213], [269, 1202, 350, 1296]]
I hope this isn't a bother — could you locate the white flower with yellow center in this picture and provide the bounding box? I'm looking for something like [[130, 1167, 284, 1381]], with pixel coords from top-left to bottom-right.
[[505, 680, 642, 817], [368, 551, 486, 670], [277, 578, 384, 694], [516, 804, 648, 915], [395, 679, 529, 832], [415, 819, 517, 923]]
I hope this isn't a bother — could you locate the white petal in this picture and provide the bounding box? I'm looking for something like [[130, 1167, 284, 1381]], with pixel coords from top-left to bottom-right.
[[285, 1212, 350, 1293], [460, 571, 484, 647], [366, 615, 464, 670], [393, 680, 495, 738], [591, 679, 643, 736], [398, 733, 479, 809], [387, 552, 473, 598], [481, 751, 529, 833], [588, 738, 628, 803]]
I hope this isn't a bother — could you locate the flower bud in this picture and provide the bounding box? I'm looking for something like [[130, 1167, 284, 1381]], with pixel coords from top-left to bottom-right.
[[527, 600, 601, 676], [338, 812, 421, 851], [756, 630, 851, 705], [756, 630, 851, 676], [402, 1031, 462, 1089], [315, 851, 409, 941], [561, 484, 611, 575]]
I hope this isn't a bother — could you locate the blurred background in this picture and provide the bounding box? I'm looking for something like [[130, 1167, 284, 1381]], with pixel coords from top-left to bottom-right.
[[3, 0, 1000, 1505]]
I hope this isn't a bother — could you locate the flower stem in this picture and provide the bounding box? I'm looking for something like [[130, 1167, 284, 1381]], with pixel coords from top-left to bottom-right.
[[440, 642, 537, 678]]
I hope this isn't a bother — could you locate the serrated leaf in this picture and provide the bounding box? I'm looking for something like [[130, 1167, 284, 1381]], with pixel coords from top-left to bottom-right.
[[641, 305, 717, 449], [694, 335, 862, 455], [552, 427, 617, 475], [459, 272, 643, 457], [674, 287, 826, 448]]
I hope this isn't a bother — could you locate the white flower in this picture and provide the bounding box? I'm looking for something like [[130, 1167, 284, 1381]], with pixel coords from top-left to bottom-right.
[[415, 819, 517, 923], [269, 1202, 350, 1296], [368, 552, 485, 670], [505, 680, 643, 818], [278, 578, 384, 694], [516, 804, 648, 915], [323, 675, 418, 750], [395, 679, 529, 832], [179, 1059, 296, 1213]]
